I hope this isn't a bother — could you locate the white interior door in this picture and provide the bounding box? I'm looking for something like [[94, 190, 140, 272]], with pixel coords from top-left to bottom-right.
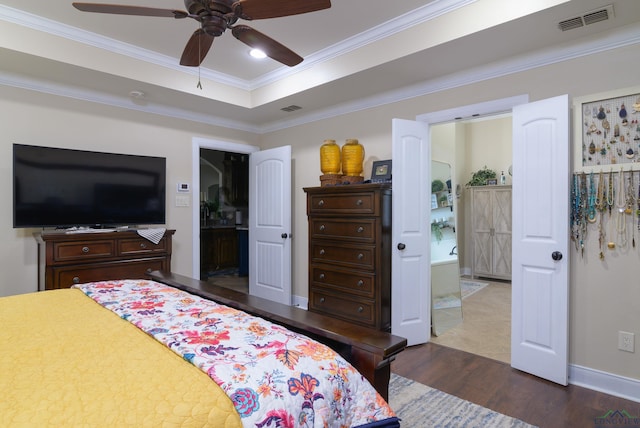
[[391, 118, 431, 346], [248, 146, 292, 305], [511, 95, 570, 385]]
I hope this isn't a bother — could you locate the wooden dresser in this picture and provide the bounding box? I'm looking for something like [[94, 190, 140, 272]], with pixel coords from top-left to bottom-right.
[[304, 183, 391, 331], [35, 229, 175, 290]]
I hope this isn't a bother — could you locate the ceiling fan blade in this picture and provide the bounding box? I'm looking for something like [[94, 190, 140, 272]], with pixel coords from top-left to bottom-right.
[[232, 25, 302, 67], [180, 29, 215, 67], [234, 0, 330, 20], [72, 3, 188, 18]]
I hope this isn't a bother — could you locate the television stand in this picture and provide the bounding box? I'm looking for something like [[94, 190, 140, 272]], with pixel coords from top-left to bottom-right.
[[35, 229, 175, 291]]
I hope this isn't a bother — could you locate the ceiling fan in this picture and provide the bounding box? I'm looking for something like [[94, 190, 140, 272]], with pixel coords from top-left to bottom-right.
[[72, 0, 331, 67]]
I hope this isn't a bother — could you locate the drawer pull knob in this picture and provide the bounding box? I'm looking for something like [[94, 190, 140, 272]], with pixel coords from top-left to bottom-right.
[[140, 243, 147, 249], [319, 249, 325, 255], [357, 306, 364, 313], [146, 268, 152, 273], [319, 273, 325, 280], [357, 226, 364, 233], [318, 200, 325, 207], [357, 253, 364, 260], [319, 225, 325, 231], [356, 199, 363, 206], [82, 246, 90, 253], [357, 280, 364, 287], [320, 297, 325, 303], [72, 277, 80, 284]]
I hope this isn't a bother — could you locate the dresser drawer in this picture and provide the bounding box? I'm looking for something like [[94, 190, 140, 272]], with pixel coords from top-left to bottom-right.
[[310, 218, 376, 242], [310, 264, 375, 298], [309, 289, 375, 327], [53, 257, 167, 288], [308, 192, 377, 215], [119, 237, 167, 255], [310, 241, 375, 270], [53, 240, 115, 262]]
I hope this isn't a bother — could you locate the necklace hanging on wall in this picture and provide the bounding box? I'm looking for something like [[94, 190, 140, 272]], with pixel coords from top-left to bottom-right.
[[607, 169, 616, 249], [629, 170, 637, 248], [587, 172, 597, 223], [596, 170, 606, 259], [615, 168, 627, 248]]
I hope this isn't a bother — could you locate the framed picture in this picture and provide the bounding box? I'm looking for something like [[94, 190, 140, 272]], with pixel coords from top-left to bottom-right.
[[371, 160, 392, 182], [573, 85, 640, 173], [486, 179, 498, 185]]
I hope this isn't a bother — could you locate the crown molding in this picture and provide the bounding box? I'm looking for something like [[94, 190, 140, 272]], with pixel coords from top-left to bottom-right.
[[1, 4, 639, 134]]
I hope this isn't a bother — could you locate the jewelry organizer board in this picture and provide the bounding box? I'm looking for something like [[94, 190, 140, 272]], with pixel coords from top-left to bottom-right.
[[573, 84, 640, 174]]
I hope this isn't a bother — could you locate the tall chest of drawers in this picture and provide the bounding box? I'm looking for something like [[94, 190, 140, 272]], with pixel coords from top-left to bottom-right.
[[304, 183, 391, 331]]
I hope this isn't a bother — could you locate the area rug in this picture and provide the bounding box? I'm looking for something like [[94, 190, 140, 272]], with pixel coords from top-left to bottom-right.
[[388, 374, 536, 427], [461, 280, 489, 299]]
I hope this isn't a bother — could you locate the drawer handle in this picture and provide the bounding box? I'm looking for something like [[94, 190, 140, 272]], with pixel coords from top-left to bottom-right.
[[318, 199, 325, 207], [140, 243, 147, 249], [357, 253, 364, 260], [82, 246, 90, 253], [319, 224, 325, 232], [319, 249, 325, 256], [319, 273, 325, 280], [357, 280, 364, 287], [72, 277, 80, 284], [357, 226, 364, 233], [357, 306, 364, 313], [320, 297, 325, 303], [356, 199, 363, 206], [146, 268, 152, 273]]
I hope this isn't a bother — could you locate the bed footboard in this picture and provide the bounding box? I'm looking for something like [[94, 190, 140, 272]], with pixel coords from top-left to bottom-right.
[[147, 271, 406, 400]]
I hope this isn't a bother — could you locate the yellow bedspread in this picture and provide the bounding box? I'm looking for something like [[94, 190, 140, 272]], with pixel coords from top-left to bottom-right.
[[0, 288, 242, 427]]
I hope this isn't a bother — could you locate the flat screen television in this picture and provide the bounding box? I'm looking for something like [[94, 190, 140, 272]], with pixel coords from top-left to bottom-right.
[[13, 144, 166, 228]]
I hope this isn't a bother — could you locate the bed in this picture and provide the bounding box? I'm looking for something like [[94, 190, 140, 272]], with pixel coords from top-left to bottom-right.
[[0, 271, 406, 427]]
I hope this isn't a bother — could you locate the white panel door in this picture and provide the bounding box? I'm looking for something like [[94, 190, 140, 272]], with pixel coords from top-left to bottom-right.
[[511, 95, 570, 385], [248, 146, 292, 305], [391, 118, 431, 346]]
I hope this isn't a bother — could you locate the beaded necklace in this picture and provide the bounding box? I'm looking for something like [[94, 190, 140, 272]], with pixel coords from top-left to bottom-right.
[[587, 172, 597, 224], [596, 170, 606, 259], [615, 168, 627, 248]]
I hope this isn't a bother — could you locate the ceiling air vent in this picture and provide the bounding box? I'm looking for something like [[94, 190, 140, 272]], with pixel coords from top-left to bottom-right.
[[280, 105, 302, 112], [558, 5, 613, 31]]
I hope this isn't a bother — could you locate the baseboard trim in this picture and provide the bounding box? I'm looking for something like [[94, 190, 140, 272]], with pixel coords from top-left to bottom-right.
[[293, 295, 308, 310], [569, 364, 640, 403]]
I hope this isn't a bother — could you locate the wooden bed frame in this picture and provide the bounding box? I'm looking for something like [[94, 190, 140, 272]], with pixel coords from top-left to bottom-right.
[[148, 271, 407, 401]]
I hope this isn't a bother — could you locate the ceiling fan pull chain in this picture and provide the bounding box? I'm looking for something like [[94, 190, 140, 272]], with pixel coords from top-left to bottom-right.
[[197, 27, 203, 90]]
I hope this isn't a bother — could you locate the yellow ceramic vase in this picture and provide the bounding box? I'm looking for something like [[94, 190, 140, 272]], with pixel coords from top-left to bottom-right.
[[320, 139, 341, 174], [341, 139, 364, 176]]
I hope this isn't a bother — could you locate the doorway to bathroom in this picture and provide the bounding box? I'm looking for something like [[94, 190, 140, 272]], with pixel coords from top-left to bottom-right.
[[428, 114, 513, 364], [198, 147, 251, 293]]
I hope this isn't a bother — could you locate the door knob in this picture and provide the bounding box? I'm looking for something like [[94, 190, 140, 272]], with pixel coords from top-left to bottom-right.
[[281, 233, 288, 239], [397, 243, 406, 250], [551, 251, 563, 261]]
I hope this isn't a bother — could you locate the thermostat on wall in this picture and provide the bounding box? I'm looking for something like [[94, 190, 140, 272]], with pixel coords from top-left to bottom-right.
[[177, 182, 190, 193]]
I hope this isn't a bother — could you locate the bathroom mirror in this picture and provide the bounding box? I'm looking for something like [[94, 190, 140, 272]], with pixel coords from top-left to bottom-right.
[[431, 161, 463, 336]]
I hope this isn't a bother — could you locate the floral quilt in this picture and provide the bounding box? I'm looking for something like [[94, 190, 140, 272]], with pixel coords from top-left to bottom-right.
[[74, 280, 399, 428]]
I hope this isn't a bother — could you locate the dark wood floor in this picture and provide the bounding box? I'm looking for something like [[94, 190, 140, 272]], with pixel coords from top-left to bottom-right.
[[391, 343, 639, 428]]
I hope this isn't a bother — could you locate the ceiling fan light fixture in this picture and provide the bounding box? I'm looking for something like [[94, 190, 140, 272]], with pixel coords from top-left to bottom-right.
[[249, 48, 267, 59], [129, 90, 145, 99]]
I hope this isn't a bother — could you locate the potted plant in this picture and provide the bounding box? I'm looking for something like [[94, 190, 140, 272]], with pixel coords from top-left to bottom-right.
[[466, 166, 497, 187]]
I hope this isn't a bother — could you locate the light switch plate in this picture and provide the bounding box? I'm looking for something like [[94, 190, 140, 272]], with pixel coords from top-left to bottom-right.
[[175, 195, 190, 207]]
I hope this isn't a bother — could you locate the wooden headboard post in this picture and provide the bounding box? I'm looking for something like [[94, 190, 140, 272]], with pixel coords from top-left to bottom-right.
[[147, 270, 406, 400]]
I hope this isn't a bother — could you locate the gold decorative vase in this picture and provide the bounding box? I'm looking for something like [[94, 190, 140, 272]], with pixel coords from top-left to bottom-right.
[[341, 138, 364, 176], [320, 139, 341, 174]]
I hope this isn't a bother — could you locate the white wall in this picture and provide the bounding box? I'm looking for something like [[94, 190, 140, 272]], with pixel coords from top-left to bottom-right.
[[1, 85, 257, 297], [1, 37, 639, 391], [259, 43, 640, 384]]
